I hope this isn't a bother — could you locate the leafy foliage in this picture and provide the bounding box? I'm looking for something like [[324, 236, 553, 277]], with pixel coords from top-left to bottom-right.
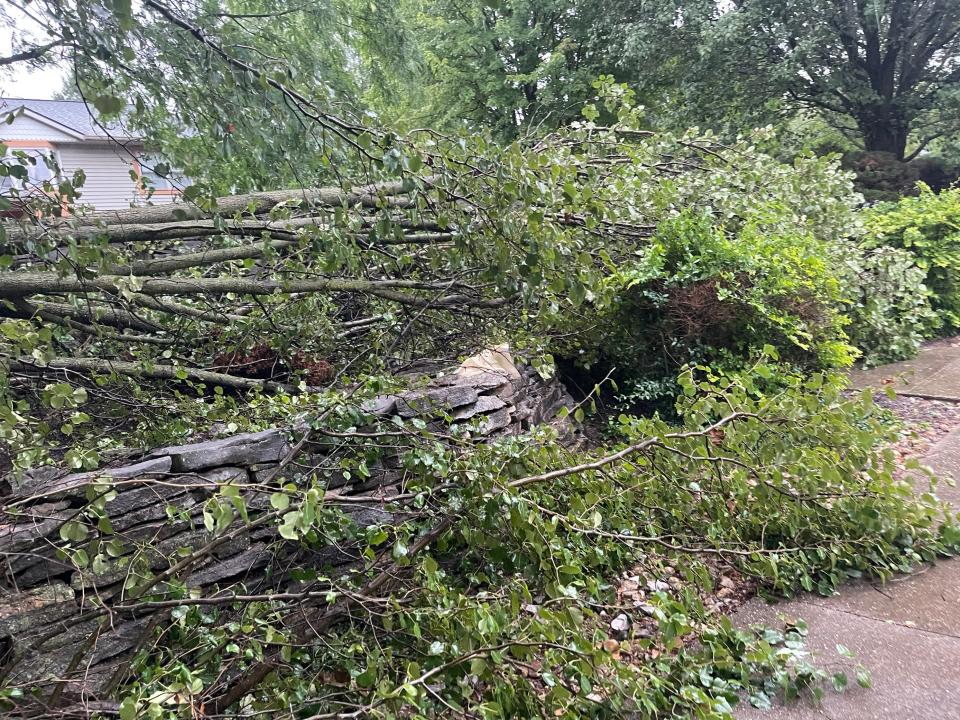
[[7, 0, 417, 196], [547, 140, 863, 396], [0, 82, 872, 471], [842, 247, 938, 366], [863, 185, 960, 333], [370, 0, 632, 139], [72, 361, 954, 718]]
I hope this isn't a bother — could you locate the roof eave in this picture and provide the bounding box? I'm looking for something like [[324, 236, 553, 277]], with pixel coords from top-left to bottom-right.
[[11, 107, 87, 140], [5, 106, 143, 143], [79, 134, 143, 143]]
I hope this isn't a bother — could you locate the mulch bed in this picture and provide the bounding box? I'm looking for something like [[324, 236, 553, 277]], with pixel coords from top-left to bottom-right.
[[875, 394, 960, 470]]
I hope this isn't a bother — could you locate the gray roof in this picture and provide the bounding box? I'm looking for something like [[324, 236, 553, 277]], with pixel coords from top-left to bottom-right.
[[0, 98, 140, 140]]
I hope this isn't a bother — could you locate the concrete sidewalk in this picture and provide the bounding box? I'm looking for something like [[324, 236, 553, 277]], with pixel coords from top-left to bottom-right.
[[850, 339, 960, 401], [735, 344, 960, 720]]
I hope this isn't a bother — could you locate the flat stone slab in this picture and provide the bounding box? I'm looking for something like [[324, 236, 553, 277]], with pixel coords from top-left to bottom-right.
[[850, 342, 960, 400], [147, 429, 289, 471], [395, 385, 478, 418], [10, 456, 173, 499]]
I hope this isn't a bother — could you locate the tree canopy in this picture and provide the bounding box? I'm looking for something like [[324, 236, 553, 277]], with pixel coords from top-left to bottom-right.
[[7, 0, 960, 158], [369, 0, 636, 139], [612, 0, 960, 159]]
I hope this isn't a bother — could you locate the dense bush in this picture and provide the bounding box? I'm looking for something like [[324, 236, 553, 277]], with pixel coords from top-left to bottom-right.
[[841, 247, 938, 366], [545, 138, 948, 390], [841, 152, 959, 203], [863, 185, 960, 333], [548, 145, 862, 402]]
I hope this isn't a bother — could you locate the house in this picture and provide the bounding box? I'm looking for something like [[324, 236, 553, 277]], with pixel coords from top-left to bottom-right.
[[0, 97, 185, 211]]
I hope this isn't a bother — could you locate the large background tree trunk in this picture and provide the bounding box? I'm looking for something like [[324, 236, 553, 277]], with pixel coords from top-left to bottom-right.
[[860, 105, 910, 159]]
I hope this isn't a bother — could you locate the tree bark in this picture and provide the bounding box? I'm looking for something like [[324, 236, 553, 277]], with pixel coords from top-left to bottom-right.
[[0, 272, 513, 309], [0, 357, 574, 710], [5, 356, 293, 393], [79, 179, 416, 227], [859, 105, 910, 159]]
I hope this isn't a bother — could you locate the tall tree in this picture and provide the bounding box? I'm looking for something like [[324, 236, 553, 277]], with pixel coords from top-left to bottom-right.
[[375, 0, 636, 139], [613, 0, 960, 159]]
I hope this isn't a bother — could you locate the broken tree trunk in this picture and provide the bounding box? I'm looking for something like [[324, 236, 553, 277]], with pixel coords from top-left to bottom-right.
[[0, 348, 572, 707]]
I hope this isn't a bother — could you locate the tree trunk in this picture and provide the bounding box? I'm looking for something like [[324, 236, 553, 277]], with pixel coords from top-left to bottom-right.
[[0, 354, 574, 709], [859, 106, 910, 160]]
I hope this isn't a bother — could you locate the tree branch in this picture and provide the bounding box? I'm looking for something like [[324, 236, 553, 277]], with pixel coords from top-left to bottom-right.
[[0, 40, 63, 67], [110, 240, 294, 276], [5, 356, 292, 393], [5, 298, 174, 346], [0, 298, 162, 334], [0, 273, 512, 309]]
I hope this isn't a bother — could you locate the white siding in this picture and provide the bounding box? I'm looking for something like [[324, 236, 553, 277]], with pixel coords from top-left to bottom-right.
[[3, 111, 182, 210], [56, 143, 182, 210], [2, 114, 77, 142], [57, 143, 144, 211]]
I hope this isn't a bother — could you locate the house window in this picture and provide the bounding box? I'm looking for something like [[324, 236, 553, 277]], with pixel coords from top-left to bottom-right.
[[137, 155, 191, 194], [1, 148, 56, 191]]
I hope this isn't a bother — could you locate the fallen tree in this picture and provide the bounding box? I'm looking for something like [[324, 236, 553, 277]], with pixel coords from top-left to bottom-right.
[[4, 74, 950, 716], [0, 348, 573, 707], [4, 6, 957, 717], [1, 108, 726, 481], [2, 354, 957, 719]]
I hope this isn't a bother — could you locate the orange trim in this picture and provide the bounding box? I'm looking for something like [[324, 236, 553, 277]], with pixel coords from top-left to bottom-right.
[[2, 140, 56, 148]]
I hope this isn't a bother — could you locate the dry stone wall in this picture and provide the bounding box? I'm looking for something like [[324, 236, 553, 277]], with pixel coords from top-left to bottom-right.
[[0, 348, 572, 701]]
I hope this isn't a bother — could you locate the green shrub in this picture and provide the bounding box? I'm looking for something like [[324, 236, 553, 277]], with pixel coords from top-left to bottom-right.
[[842, 246, 938, 366], [519, 123, 938, 395], [863, 185, 960, 332], [548, 146, 863, 398], [842, 152, 959, 203]]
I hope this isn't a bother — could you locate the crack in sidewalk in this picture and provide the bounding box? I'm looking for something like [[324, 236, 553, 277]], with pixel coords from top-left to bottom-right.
[[793, 599, 960, 641]]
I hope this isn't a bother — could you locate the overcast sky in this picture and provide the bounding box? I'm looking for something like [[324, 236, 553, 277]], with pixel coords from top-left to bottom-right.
[[0, 65, 65, 99], [1, 5, 66, 100]]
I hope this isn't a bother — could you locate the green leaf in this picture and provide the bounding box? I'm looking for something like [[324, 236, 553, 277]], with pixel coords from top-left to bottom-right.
[[112, 0, 133, 29], [118, 697, 137, 720], [59, 521, 89, 543], [356, 666, 376, 688], [93, 94, 125, 116], [831, 672, 848, 692]]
